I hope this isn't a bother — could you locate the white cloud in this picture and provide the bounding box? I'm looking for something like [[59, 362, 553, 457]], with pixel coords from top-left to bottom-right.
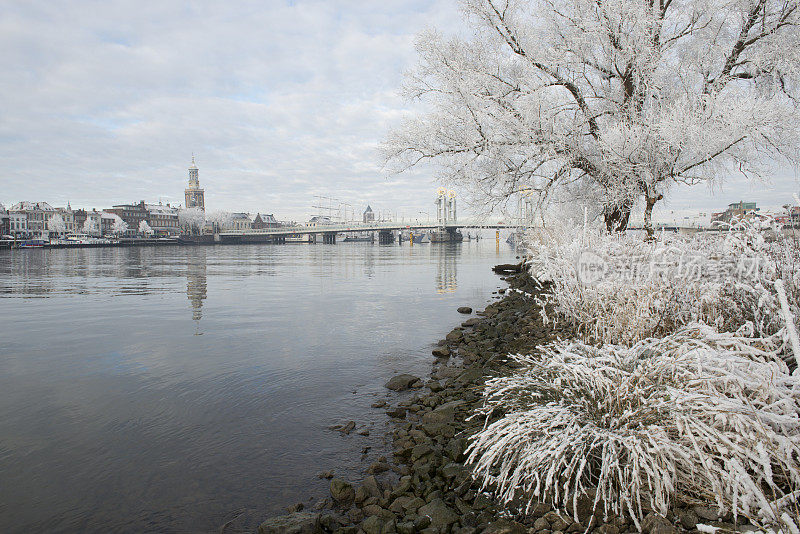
[[0, 0, 796, 221]]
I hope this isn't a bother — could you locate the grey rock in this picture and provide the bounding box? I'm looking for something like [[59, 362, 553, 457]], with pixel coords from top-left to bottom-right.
[[483, 519, 527, 534], [386, 407, 407, 419], [544, 511, 570, 532], [432, 346, 451, 358], [354, 485, 370, 504], [421, 422, 455, 438], [446, 329, 464, 342], [462, 317, 482, 327], [411, 443, 434, 461], [414, 514, 432, 530], [432, 365, 462, 381], [330, 478, 355, 506], [421, 400, 462, 424], [678, 509, 699, 530], [362, 504, 391, 519], [397, 522, 416, 534], [258, 512, 322, 534], [595, 525, 620, 534], [693, 506, 723, 521], [319, 513, 343, 531], [418, 498, 460, 528], [457, 306, 473, 314], [533, 517, 550, 531], [361, 515, 384, 534], [347, 508, 363, 524], [367, 461, 391, 474], [361, 476, 382, 499], [337, 421, 356, 434], [642, 513, 676, 534], [404, 496, 426, 512], [391, 476, 412, 497], [385, 374, 421, 391]]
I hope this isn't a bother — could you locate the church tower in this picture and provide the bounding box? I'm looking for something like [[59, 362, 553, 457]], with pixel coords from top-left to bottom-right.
[[184, 155, 205, 210]]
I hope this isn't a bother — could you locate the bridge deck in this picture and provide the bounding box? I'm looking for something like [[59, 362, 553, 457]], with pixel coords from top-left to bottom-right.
[[219, 221, 518, 237]]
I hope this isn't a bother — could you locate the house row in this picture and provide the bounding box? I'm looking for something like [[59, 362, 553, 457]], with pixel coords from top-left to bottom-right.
[[0, 200, 180, 238], [710, 201, 800, 227]]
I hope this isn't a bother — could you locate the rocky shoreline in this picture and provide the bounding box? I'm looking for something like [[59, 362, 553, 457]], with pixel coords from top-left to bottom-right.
[[258, 268, 750, 534]]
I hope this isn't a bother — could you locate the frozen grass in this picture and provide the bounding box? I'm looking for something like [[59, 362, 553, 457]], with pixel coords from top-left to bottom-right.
[[466, 222, 800, 532], [467, 327, 800, 530], [526, 222, 800, 369]]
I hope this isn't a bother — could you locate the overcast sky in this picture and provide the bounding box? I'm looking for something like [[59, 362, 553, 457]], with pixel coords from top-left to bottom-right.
[[1, 0, 798, 222]]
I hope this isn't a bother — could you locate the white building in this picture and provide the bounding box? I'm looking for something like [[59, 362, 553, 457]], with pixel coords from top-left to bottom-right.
[[227, 213, 252, 231], [55, 203, 76, 234], [11, 201, 56, 236], [145, 203, 180, 235], [8, 211, 28, 236]]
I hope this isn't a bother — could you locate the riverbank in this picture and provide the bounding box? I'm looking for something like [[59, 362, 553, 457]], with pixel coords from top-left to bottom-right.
[[257, 265, 757, 534]]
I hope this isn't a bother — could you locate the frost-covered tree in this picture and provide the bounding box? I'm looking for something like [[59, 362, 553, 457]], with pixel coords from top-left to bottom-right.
[[138, 220, 153, 236], [385, 0, 800, 234], [82, 217, 98, 235], [178, 207, 205, 235], [110, 215, 128, 235], [48, 213, 66, 235], [204, 211, 233, 232]]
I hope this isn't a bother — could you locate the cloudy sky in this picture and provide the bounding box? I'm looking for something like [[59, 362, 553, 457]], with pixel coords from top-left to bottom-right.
[[1, 0, 797, 222]]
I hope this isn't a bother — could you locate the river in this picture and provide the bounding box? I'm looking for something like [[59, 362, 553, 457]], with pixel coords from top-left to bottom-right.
[[0, 240, 514, 533]]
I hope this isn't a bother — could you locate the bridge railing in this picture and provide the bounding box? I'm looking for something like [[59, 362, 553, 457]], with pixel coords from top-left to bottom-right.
[[218, 220, 519, 236]]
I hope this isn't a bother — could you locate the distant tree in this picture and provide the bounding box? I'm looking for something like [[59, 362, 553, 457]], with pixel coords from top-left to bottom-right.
[[178, 207, 205, 235], [48, 213, 66, 236], [110, 215, 128, 235], [204, 211, 234, 233], [385, 0, 800, 235], [82, 217, 98, 235], [138, 220, 154, 236]]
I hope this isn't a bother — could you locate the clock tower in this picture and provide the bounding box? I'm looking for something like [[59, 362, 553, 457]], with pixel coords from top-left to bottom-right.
[[184, 155, 205, 210]]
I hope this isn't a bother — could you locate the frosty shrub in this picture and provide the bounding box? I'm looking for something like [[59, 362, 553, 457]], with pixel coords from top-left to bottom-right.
[[467, 326, 800, 531], [527, 222, 800, 366]]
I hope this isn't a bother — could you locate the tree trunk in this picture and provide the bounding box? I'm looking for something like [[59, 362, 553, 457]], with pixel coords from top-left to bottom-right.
[[604, 204, 631, 233], [643, 193, 664, 239]]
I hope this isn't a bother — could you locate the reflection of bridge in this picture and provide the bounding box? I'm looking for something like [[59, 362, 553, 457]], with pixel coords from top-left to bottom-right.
[[218, 221, 519, 244]]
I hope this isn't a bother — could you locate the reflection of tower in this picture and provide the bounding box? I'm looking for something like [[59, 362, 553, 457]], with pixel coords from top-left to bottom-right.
[[186, 249, 207, 328], [184, 155, 205, 210], [434, 247, 458, 293]]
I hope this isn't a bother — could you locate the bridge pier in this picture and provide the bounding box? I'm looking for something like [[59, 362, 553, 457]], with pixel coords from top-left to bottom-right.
[[322, 232, 337, 244], [378, 230, 395, 244]]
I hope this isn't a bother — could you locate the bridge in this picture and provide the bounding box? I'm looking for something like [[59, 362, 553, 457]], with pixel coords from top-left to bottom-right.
[[218, 220, 520, 244]]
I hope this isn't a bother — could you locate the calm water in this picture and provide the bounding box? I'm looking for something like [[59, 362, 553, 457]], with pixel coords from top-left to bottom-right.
[[0, 240, 513, 533]]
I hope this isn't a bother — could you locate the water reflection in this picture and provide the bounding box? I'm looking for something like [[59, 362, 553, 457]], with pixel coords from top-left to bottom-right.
[[0, 242, 515, 534], [186, 249, 207, 328], [0, 248, 173, 297], [435, 244, 459, 293]]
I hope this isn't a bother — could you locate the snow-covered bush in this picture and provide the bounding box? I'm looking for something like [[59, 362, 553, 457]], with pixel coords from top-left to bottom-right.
[[467, 325, 800, 531], [527, 222, 800, 366]]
